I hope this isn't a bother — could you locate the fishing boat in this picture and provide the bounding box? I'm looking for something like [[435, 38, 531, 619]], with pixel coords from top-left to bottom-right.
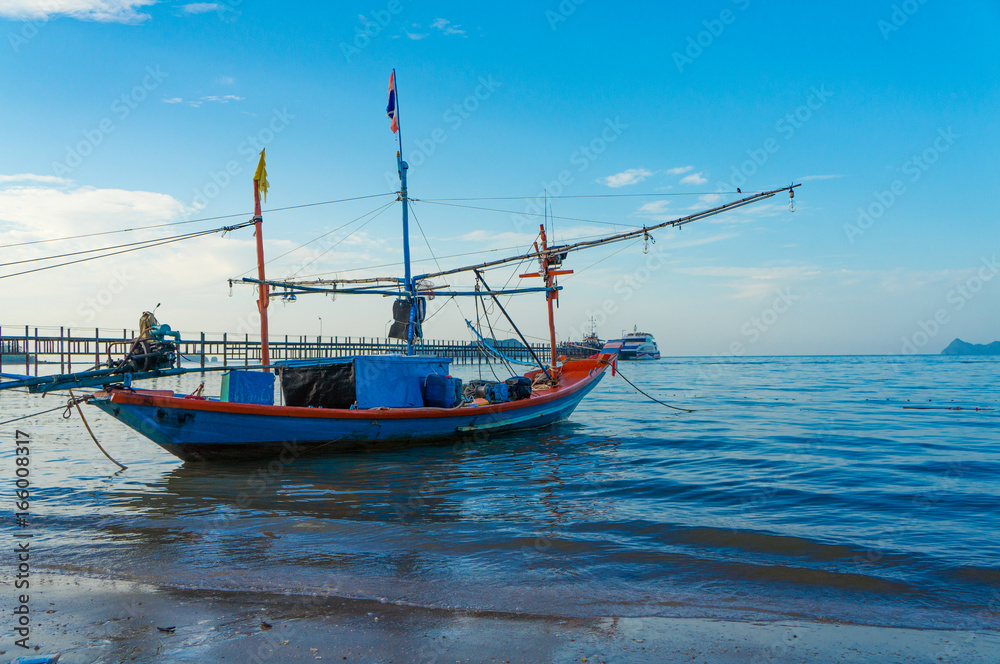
[[602, 328, 661, 360], [559, 317, 605, 357], [0, 72, 799, 462]]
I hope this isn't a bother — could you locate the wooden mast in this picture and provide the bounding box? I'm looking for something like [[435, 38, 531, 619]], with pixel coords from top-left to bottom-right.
[[253, 151, 270, 372], [523, 224, 573, 373]]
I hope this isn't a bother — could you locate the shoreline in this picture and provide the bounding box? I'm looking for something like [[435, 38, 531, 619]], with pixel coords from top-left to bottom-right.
[[4, 574, 998, 663]]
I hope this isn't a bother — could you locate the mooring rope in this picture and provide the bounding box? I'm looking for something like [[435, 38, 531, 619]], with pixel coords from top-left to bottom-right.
[[0, 395, 89, 427], [0, 391, 127, 469], [67, 389, 127, 470], [615, 366, 695, 413]]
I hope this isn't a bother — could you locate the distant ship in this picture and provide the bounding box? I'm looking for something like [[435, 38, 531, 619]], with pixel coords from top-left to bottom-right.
[[558, 317, 605, 357], [602, 327, 660, 360], [580, 317, 605, 351]]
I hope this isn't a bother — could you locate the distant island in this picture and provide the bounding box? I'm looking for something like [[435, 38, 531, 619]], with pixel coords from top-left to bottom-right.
[[941, 338, 1000, 355]]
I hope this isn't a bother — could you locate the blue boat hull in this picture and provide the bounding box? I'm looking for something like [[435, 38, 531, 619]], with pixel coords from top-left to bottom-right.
[[90, 362, 609, 461]]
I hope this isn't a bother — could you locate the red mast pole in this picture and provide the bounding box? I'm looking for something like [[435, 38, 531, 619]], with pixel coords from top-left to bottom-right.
[[520, 224, 573, 375], [253, 172, 270, 372], [540, 225, 558, 372]]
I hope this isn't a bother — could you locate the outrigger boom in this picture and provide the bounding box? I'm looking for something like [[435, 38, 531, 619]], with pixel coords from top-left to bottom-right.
[[250, 184, 800, 296]]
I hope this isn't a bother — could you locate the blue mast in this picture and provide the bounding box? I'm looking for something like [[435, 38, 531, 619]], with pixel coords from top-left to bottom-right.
[[398, 151, 415, 356], [390, 69, 416, 356]]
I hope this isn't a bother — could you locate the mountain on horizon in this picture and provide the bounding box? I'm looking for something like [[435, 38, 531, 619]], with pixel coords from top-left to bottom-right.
[[941, 338, 1000, 355]]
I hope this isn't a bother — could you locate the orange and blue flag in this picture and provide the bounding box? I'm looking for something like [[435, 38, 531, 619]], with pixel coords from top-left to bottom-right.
[[386, 71, 398, 133]]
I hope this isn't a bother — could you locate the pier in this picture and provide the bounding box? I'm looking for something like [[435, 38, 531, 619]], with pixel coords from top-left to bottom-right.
[[0, 325, 572, 376]]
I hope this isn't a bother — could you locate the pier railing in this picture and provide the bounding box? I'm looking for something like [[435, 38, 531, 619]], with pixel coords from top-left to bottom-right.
[[0, 325, 572, 376]]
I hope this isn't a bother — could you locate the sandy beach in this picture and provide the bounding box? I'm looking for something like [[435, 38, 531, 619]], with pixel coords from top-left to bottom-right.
[[3, 574, 996, 663]]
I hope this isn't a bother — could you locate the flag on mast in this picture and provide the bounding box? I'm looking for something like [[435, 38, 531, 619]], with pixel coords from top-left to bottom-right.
[[253, 149, 269, 203], [386, 71, 399, 133]]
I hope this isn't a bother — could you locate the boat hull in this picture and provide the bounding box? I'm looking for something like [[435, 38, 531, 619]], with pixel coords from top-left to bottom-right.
[[90, 358, 610, 461], [616, 349, 661, 361]]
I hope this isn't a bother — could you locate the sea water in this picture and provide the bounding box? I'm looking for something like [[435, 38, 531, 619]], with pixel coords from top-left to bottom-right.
[[1, 355, 997, 629]]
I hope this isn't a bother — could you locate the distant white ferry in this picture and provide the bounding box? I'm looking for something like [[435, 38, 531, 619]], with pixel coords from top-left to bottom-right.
[[602, 328, 660, 360]]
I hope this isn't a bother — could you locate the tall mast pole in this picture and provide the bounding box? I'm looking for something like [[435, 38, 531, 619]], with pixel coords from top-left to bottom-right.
[[540, 224, 558, 372], [392, 69, 416, 356], [253, 152, 270, 372]]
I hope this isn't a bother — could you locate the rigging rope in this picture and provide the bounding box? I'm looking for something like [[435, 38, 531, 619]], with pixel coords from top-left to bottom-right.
[[291, 230, 620, 281], [418, 191, 747, 201], [0, 220, 254, 281], [0, 192, 396, 250], [240, 199, 398, 278], [415, 199, 644, 229], [0, 393, 92, 427], [0, 223, 252, 269], [615, 367, 695, 413], [288, 201, 396, 278], [406, 201, 470, 325]]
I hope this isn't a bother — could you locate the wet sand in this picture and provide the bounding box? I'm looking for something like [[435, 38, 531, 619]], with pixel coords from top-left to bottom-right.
[[5, 574, 998, 663]]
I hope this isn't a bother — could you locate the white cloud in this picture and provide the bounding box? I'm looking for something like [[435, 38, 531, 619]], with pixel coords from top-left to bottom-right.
[[798, 174, 845, 181], [0, 173, 70, 185], [180, 2, 221, 14], [162, 95, 244, 108], [675, 264, 821, 299], [599, 168, 653, 188], [431, 17, 466, 35], [403, 24, 429, 39], [636, 200, 670, 215], [680, 171, 708, 186], [676, 266, 819, 280], [666, 166, 694, 176], [217, 76, 235, 85], [0, 0, 156, 23], [0, 180, 187, 238], [200, 95, 244, 103]]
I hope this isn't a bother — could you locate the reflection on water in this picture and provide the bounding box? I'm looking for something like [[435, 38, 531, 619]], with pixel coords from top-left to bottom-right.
[[2, 356, 999, 628]]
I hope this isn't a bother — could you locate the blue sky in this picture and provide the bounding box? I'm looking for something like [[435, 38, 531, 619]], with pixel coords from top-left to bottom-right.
[[0, 0, 997, 355]]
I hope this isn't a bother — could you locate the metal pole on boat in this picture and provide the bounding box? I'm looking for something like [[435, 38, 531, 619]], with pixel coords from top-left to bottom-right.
[[392, 69, 416, 356], [253, 150, 271, 371], [400, 153, 415, 356]]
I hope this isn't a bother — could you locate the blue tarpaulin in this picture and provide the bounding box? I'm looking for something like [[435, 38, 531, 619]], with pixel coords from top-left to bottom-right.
[[279, 355, 453, 409], [353, 355, 451, 408], [221, 370, 275, 405]]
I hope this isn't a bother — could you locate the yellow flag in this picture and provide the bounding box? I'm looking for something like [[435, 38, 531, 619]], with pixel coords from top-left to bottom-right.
[[253, 149, 269, 203]]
